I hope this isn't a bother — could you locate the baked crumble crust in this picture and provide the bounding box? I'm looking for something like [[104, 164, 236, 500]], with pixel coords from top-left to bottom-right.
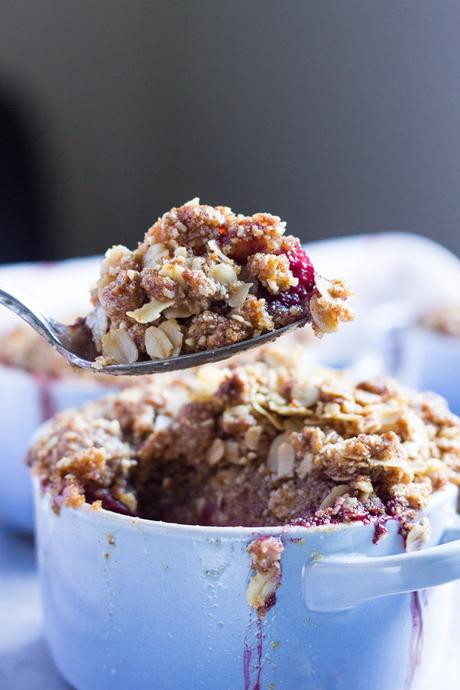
[[28, 347, 460, 534], [83, 199, 354, 365]]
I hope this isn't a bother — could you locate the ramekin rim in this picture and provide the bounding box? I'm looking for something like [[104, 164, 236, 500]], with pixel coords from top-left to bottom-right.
[[31, 477, 457, 538]]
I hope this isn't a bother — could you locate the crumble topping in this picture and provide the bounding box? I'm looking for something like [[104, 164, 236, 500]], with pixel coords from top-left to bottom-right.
[[246, 537, 284, 617], [84, 199, 353, 366], [28, 347, 460, 536], [420, 305, 460, 340]]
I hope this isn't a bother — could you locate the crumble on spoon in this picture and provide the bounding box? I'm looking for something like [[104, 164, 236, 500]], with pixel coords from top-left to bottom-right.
[[84, 199, 354, 367]]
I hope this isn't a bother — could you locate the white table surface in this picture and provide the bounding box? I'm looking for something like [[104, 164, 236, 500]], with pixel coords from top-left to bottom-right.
[[0, 523, 70, 689], [0, 519, 458, 690]]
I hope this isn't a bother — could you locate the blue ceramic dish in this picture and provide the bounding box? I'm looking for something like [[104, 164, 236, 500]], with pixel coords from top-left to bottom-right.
[[33, 479, 460, 690], [397, 327, 460, 415]]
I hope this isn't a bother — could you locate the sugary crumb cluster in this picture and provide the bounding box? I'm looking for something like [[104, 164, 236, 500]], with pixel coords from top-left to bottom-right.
[[28, 347, 460, 541], [85, 199, 353, 366], [420, 305, 460, 340]]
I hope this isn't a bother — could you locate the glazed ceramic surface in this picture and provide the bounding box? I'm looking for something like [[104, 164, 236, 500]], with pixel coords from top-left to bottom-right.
[[397, 327, 460, 415], [0, 257, 114, 531], [0, 366, 116, 530], [34, 481, 460, 690]]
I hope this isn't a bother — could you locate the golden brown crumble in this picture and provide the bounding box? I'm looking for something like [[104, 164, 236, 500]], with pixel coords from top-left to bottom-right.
[[246, 537, 284, 616], [83, 199, 353, 366], [28, 346, 460, 534]]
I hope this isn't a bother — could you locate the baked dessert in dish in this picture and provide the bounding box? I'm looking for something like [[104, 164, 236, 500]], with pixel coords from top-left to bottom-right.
[[0, 324, 144, 386], [419, 305, 460, 340], [29, 346, 460, 540], [0, 325, 74, 378], [85, 199, 354, 366]]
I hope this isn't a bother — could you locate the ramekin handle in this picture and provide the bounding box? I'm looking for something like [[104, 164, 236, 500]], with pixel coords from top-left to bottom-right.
[[304, 515, 460, 612]]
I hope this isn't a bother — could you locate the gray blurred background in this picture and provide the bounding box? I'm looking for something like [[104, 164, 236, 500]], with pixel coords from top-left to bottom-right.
[[0, 1, 459, 262]]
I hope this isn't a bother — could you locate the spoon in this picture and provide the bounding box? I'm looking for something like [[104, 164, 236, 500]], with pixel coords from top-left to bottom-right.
[[0, 287, 308, 375]]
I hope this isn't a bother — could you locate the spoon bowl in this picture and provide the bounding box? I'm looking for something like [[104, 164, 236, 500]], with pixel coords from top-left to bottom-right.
[[0, 287, 308, 375]]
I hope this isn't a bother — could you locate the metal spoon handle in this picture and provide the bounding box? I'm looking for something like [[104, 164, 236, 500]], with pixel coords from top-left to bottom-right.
[[0, 287, 63, 350]]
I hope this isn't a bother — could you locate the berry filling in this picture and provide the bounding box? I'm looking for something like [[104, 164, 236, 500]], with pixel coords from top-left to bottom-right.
[[281, 244, 315, 301], [265, 244, 316, 312], [216, 230, 317, 316], [290, 497, 392, 544], [87, 488, 137, 516]]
